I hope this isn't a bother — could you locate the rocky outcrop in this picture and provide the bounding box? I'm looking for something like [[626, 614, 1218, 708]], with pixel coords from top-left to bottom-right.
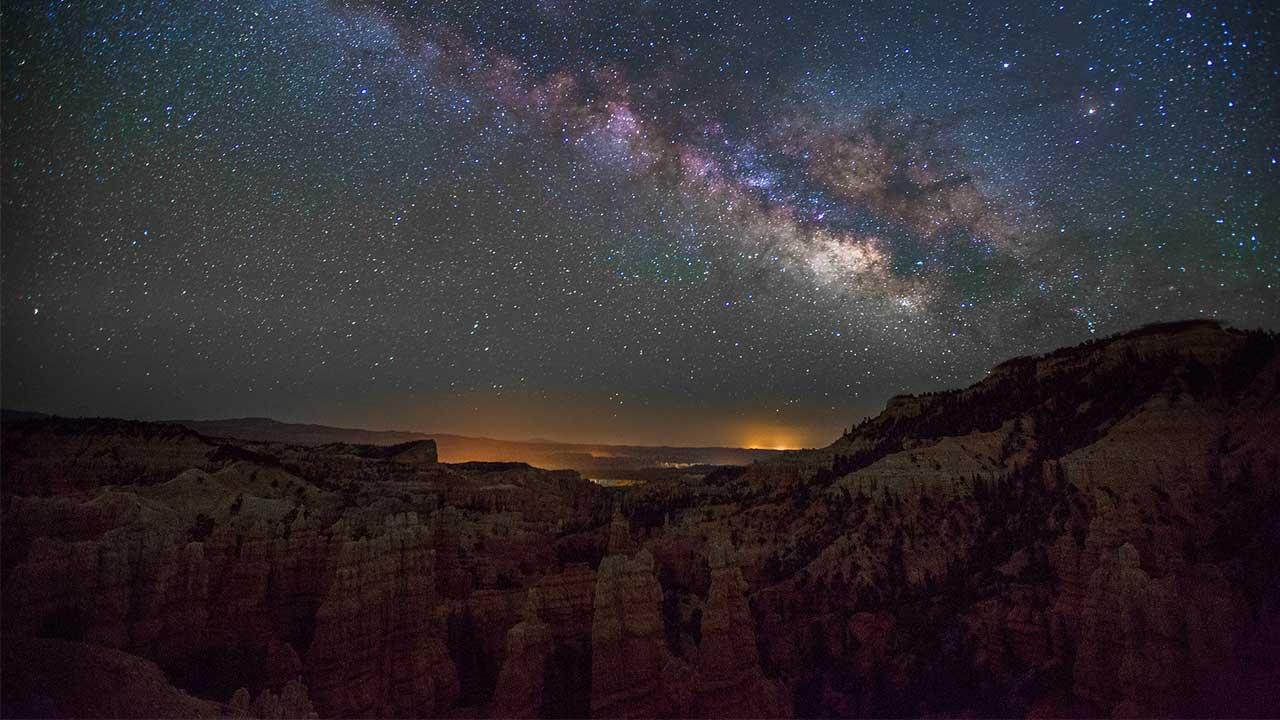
[[229, 678, 318, 719], [620, 321, 1280, 717], [490, 590, 554, 717], [533, 563, 596, 642], [694, 539, 782, 717], [590, 544, 687, 717], [1067, 541, 1280, 717], [304, 513, 460, 717], [0, 418, 220, 496], [388, 439, 439, 465], [0, 491, 211, 664], [0, 638, 218, 718], [1, 419, 606, 718]]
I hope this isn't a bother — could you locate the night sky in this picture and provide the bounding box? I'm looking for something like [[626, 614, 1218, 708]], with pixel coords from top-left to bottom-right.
[[3, 1, 1277, 447]]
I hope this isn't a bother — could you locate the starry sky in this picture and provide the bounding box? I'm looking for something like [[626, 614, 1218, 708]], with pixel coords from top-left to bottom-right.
[[2, 0, 1277, 448]]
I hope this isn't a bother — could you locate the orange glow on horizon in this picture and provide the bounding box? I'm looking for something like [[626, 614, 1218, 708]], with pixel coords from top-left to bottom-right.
[[737, 423, 805, 451]]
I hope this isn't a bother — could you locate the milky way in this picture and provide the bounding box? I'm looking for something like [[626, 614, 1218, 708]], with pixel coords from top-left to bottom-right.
[[2, 0, 1277, 446]]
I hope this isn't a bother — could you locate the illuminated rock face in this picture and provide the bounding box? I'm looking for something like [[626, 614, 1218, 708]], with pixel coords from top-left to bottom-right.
[[4, 321, 1280, 717]]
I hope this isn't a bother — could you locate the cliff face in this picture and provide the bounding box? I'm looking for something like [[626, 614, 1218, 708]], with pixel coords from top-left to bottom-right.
[[621, 320, 1280, 717], [3, 320, 1279, 718]]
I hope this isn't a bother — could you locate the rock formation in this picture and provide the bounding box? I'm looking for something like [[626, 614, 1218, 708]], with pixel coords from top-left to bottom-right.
[[1, 638, 218, 718], [0, 419, 607, 717], [694, 539, 782, 717], [622, 320, 1280, 717], [490, 590, 554, 717], [229, 677, 318, 719], [590, 516, 688, 717], [303, 514, 460, 717], [4, 319, 1280, 717]]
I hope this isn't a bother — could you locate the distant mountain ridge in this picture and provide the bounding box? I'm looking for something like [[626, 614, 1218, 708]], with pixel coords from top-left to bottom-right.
[[166, 417, 785, 475], [169, 416, 437, 447], [0, 410, 782, 475]]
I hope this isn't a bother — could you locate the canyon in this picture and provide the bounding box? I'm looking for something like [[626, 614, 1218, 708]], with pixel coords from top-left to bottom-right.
[[3, 319, 1279, 717]]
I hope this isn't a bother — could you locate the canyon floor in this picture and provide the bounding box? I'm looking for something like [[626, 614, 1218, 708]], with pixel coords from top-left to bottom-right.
[[3, 319, 1279, 718]]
